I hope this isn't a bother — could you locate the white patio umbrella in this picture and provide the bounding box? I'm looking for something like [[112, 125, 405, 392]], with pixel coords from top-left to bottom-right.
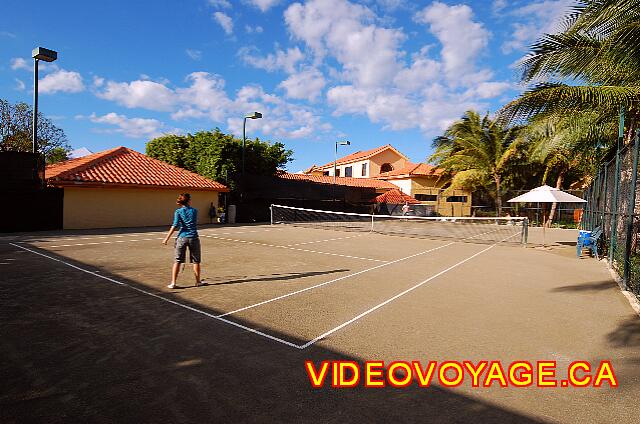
[[507, 185, 586, 246]]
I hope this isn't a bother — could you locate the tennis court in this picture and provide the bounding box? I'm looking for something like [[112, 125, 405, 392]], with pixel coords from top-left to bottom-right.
[[1, 210, 639, 423]]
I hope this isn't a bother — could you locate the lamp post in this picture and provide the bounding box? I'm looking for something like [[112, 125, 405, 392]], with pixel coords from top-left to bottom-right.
[[334, 140, 350, 185], [31, 47, 58, 154], [242, 111, 262, 175], [333, 140, 350, 203]]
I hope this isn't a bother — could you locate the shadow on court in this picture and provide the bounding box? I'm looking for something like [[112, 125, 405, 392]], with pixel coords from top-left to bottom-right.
[[551, 280, 619, 293], [0, 242, 547, 423], [209, 269, 350, 286]]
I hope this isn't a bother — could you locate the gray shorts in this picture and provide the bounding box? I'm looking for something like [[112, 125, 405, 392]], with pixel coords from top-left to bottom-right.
[[174, 237, 201, 264]]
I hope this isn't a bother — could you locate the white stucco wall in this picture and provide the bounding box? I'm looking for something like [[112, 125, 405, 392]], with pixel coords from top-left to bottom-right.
[[389, 179, 412, 194]]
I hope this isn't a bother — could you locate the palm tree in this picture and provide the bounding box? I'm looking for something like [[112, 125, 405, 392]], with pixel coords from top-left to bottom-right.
[[499, 0, 640, 140], [525, 114, 606, 222], [429, 111, 523, 216]]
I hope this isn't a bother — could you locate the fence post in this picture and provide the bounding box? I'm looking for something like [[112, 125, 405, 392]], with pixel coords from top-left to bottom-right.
[[623, 130, 640, 287], [602, 163, 608, 233], [609, 106, 624, 265]]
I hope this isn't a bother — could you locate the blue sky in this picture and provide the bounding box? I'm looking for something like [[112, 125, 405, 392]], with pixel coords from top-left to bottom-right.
[[1, 0, 573, 171]]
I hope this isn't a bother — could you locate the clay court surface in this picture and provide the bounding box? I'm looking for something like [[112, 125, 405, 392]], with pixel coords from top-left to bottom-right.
[[1, 224, 639, 423]]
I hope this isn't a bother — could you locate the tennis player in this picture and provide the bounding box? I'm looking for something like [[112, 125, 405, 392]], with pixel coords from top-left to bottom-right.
[[162, 193, 203, 288]]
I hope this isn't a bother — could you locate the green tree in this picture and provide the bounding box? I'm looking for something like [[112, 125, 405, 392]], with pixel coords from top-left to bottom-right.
[[0, 99, 71, 161], [46, 147, 69, 164], [146, 128, 293, 189], [499, 0, 640, 141], [145, 134, 189, 168], [429, 111, 523, 216]]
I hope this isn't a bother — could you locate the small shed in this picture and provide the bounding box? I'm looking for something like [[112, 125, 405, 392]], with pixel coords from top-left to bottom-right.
[[46, 146, 228, 229], [374, 189, 425, 215]]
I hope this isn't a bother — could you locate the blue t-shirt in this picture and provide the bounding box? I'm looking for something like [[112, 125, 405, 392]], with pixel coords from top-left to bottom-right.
[[172, 206, 198, 238]]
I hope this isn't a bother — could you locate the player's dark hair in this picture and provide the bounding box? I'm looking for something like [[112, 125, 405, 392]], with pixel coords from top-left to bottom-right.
[[177, 193, 191, 206]]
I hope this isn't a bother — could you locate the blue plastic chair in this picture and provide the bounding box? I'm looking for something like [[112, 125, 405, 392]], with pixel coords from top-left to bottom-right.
[[577, 228, 601, 258]]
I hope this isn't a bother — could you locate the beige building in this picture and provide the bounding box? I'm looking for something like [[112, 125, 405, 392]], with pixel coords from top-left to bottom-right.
[[315, 144, 409, 178], [377, 162, 472, 216], [46, 146, 228, 229], [310, 144, 473, 216]]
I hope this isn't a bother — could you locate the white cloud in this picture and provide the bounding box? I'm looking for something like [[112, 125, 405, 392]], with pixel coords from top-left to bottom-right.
[[174, 72, 231, 121], [93, 76, 105, 87], [1, 31, 16, 38], [492, 0, 508, 14], [245, 25, 264, 34], [96, 79, 175, 111], [213, 12, 234, 35], [10, 57, 29, 71], [239, 46, 305, 73], [14, 78, 25, 91], [501, 0, 573, 53], [393, 56, 441, 93], [88, 112, 176, 139], [285, 0, 404, 88], [275, 0, 512, 136], [464, 81, 512, 99], [209, 0, 231, 8], [39, 70, 85, 94], [415, 2, 490, 82], [278, 68, 325, 101], [249, 0, 280, 12], [186, 49, 202, 60]]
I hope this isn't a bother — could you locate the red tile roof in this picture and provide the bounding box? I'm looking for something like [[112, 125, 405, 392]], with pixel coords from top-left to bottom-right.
[[378, 162, 444, 179], [317, 144, 408, 169], [277, 172, 397, 189], [374, 189, 421, 204], [46, 146, 229, 191]]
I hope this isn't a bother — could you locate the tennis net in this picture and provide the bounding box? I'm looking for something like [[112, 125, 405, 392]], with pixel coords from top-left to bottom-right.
[[271, 204, 528, 244]]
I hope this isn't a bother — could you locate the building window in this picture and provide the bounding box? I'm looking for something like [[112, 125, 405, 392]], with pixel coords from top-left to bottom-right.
[[335, 168, 340, 177], [362, 163, 367, 176], [344, 166, 353, 177], [415, 194, 438, 202], [446, 196, 468, 203], [322, 171, 329, 176], [380, 163, 393, 173]]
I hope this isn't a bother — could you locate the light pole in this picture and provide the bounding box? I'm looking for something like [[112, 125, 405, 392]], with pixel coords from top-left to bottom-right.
[[334, 140, 350, 185], [333, 140, 350, 203], [242, 111, 262, 175], [32, 47, 58, 154]]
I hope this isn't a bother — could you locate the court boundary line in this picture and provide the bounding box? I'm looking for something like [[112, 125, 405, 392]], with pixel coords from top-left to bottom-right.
[[20, 227, 285, 244], [299, 233, 520, 349], [220, 224, 515, 317], [9, 243, 306, 350], [217, 241, 455, 317], [200, 234, 386, 262]]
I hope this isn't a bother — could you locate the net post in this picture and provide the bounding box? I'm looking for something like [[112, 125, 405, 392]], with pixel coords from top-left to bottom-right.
[[522, 218, 528, 246], [371, 212, 375, 233], [270, 204, 274, 226]]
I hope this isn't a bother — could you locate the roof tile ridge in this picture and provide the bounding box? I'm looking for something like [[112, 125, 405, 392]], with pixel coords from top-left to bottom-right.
[[124, 149, 224, 186], [48, 146, 126, 180]]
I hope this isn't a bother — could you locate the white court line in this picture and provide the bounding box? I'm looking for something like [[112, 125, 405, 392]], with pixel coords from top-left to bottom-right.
[[9, 243, 305, 350], [24, 227, 282, 244], [217, 242, 455, 318], [43, 238, 163, 248], [201, 234, 386, 262], [219, 224, 519, 317], [299, 233, 520, 349], [285, 234, 363, 247]]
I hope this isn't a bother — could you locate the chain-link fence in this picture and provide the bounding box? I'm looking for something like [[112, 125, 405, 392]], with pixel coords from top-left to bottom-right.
[[582, 129, 640, 299]]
